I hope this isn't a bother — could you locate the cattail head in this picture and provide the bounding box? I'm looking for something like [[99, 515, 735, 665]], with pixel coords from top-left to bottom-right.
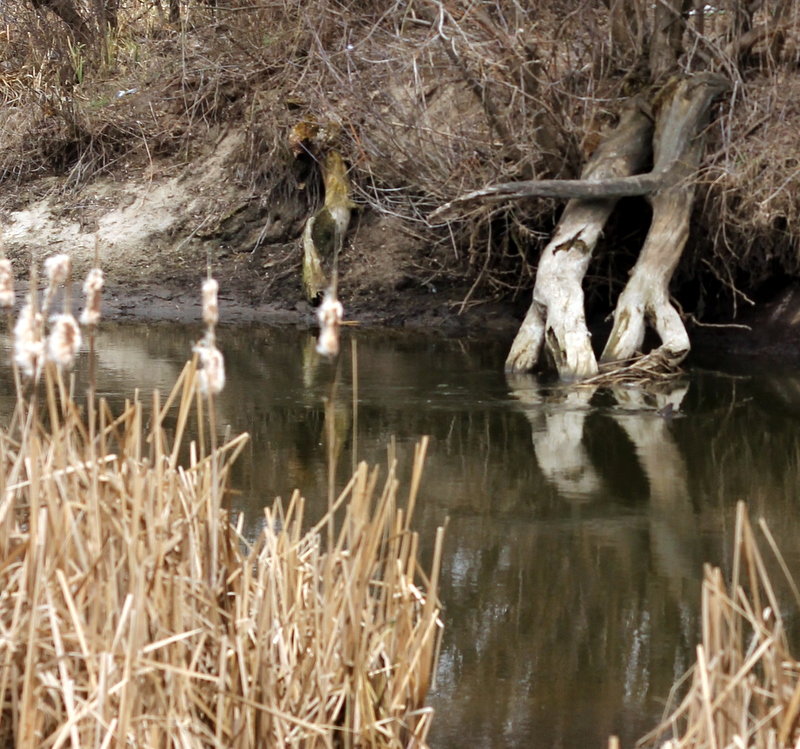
[[194, 335, 225, 396], [42, 253, 71, 314], [80, 268, 104, 327], [44, 253, 71, 287], [13, 301, 44, 378], [316, 290, 343, 358], [47, 313, 82, 370], [0, 258, 14, 309], [202, 278, 219, 328]]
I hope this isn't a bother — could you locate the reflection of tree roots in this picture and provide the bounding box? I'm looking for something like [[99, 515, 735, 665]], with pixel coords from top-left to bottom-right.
[[578, 350, 684, 387]]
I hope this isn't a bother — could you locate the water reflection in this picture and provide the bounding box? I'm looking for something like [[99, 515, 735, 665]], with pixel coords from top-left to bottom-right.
[[3, 323, 800, 748], [507, 375, 602, 501]]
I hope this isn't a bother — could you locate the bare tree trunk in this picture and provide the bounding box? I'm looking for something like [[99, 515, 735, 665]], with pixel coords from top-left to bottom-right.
[[505, 102, 653, 377], [30, 0, 92, 45], [649, 0, 690, 80], [601, 74, 729, 366]]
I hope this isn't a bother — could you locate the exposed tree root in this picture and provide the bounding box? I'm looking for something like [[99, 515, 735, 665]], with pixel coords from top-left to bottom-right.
[[302, 151, 355, 301], [502, 73, 728, 380], [602, 74, 730, 366], [505, 101, 653, 377]]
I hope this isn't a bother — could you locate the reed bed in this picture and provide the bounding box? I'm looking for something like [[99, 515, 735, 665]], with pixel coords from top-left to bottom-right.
[[638, 502, 800, 749], [0, 332, 443, 746]]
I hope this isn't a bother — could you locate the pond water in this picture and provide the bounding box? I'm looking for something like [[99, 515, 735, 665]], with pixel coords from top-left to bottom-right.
[[14, 321, 800, 748]]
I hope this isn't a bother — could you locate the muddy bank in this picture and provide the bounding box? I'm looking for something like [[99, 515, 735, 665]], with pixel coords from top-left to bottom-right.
[[98, 277, 520, 337], [690, 281, 800, 368], [0, 128, 520, 337], [0, 125, 791, 358]]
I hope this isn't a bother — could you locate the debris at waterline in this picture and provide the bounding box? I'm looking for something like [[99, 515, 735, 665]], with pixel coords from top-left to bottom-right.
[[0, 259, 444, 747]]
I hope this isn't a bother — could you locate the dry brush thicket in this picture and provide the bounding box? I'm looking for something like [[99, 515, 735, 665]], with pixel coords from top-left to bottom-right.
[[3, 1, 799, 306]]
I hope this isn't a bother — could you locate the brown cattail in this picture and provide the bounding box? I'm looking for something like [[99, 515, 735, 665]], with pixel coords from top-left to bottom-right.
[[46, 313, 82, 370], [316, 289, 344, 358], [0, 258, 14, 309], [13, 301, 44, 378], [202, 278, 219, 328], [80, 268, 104, 327]]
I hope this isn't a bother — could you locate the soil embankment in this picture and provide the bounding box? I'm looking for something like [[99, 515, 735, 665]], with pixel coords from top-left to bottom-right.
[[1, 127, 520, 335], [2, 2, 800, 358]]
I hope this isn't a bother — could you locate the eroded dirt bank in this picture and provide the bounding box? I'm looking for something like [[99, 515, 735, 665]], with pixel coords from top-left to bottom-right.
[[2, 131, 796, 362], [0, 127, 519, 336], [4, 2, 800, 362]]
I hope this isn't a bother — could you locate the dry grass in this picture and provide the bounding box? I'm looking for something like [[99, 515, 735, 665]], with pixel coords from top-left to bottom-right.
[[637, 502, 800, 749], [579, 350, 686, 387], [0, 354, 443, 746], [3, 2, 800, 307]]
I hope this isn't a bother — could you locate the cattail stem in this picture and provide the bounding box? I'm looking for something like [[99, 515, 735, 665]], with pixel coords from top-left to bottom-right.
[[208, 391, 219, 587], [7, 309, 24, 430], [88, 328, 96, 406], [351, 337, 358, 476]]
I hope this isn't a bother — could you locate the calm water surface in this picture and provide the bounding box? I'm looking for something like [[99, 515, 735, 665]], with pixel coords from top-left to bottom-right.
[[23, 322, 800, 748]]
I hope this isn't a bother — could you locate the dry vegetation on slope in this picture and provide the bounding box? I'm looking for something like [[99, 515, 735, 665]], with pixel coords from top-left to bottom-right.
[[0, 2, 799, 321]]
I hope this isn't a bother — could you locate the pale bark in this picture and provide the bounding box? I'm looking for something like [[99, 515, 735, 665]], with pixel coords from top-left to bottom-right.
[[601, 74, 729, 365], [431, 172, 663, 216], [505, 102, 653, 377]]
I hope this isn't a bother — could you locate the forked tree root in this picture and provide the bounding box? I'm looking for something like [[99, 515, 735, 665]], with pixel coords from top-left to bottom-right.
[[502, 73, 728, 379], [505, 100, 653, 377], [601, 74, 730, 365]]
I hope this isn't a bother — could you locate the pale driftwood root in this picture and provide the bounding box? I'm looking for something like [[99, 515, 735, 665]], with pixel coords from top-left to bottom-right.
[[600, 192, 694, 363], [601, 74, 728, 367], [505, 302, 545, 373], [302, 216, 327, 300], [430, 172, 663, 217], [529, 205, 611, 379], [505, 103, 654, 377]]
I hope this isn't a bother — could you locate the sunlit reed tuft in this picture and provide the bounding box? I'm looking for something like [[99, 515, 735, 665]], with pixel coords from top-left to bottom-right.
[[43, 252, 70, 286], [42, 253, 71, 314], [194, 335, 225, 395], [194, 275, 225, 397], [201, 277, 219, 327], [13, 299, 44, 378], [46, 312, 82, 369]]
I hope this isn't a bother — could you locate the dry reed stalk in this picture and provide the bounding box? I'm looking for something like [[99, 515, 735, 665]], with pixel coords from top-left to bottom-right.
[[639, 502, 800, 749], [0, 357, 443, 747]]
